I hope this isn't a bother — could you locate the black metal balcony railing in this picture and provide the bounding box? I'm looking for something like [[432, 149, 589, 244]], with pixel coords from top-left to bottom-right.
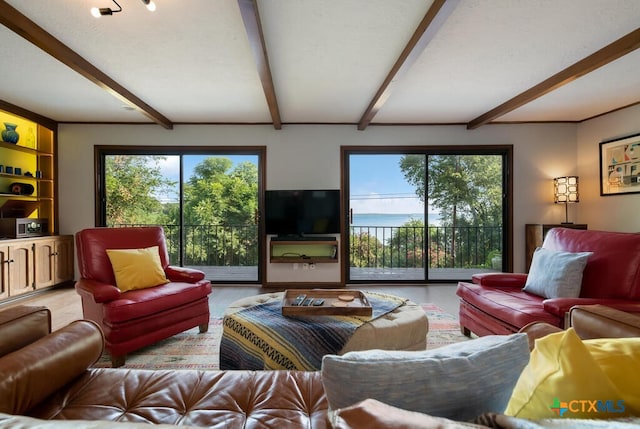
[[112, 224, 501, 270], [112, 223, 259, 267], [350, 225, 502, 270]]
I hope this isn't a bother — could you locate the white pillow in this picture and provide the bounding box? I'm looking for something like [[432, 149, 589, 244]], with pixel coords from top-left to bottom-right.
[[321, 333, 530, 421], [523, 247, 593, 299]]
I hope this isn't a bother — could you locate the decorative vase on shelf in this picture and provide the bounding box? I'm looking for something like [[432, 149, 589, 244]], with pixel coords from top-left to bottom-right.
[[25, 127, 36, 148], [1, 123, 19, 144]]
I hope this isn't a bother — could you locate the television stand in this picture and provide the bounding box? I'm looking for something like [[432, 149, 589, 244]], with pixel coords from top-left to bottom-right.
[[270, 237, 338, 263]]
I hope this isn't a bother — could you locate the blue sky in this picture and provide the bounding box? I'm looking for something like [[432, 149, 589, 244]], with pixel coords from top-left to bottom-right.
[[349, 154, 425, 215], [155, 153, 426, 214]]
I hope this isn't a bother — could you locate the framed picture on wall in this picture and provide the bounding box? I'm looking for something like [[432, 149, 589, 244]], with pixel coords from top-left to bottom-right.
[[600, 132, 640, 196]]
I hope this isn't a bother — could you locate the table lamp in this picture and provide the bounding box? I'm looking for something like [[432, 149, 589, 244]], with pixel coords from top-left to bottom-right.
[[554, 176, 579, 224]]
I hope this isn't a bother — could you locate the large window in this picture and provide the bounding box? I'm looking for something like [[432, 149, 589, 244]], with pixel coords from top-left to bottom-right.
[[343, 146, 512, 283], [96, 146, 265, 283]]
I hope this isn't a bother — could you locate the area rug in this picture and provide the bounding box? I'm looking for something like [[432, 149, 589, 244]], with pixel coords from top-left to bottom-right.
[[93, 303, 470, 370], [422, 303, 471, 349]]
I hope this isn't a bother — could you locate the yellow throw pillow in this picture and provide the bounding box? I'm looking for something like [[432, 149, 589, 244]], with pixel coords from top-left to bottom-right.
[[106, 246, 169, 292], [505, 328, 640, 419], [583, 337, 640, 411]]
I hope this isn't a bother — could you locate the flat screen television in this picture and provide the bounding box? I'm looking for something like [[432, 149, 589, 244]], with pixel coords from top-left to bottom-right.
[[265, 189, 341, 236]]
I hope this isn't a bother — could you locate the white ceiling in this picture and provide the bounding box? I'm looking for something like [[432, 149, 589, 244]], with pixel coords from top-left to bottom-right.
[[0, 0, 639, 129]]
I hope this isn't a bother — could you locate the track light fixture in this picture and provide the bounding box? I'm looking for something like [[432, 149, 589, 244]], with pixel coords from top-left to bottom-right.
[[91, 0, 156, 18], [91, 0, 121, 17]]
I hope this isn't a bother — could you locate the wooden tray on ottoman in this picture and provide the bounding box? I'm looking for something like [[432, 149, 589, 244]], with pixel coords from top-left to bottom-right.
[[281, 289, 372, 317]]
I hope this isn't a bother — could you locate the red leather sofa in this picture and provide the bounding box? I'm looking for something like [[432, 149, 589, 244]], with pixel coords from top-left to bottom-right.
[[456, 228, 640, 336], [75, 227, 212, 366]]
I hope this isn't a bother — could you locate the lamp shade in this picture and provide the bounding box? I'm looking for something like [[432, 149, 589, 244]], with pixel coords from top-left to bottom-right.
[[554, 176, 579, 203]]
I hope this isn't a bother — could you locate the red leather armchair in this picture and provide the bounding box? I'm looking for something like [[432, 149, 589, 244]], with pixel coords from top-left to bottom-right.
[[457, 228, 640, 337], [75, 226, 212, 367]]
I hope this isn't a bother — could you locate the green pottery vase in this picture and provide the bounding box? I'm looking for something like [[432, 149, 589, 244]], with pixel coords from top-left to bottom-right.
[[1, 123, 19, 144]]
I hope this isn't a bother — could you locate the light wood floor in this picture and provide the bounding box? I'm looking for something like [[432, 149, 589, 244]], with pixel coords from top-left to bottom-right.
[[0, 284, 461, 331]]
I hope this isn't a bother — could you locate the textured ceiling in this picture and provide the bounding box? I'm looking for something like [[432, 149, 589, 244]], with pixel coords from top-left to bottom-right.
[[0, 0, 639, 129]]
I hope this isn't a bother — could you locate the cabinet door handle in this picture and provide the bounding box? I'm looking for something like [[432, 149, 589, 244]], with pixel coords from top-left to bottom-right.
[[5, 259, 14, 264]]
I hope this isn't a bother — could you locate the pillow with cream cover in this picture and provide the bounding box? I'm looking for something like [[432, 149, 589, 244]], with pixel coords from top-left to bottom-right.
[[106, 246, 169, 292], [505, 328, 640, 419], [523, 247, 592, 298]]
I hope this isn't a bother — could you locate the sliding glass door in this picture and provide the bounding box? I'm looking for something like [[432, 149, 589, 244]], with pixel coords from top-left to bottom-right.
[[344, 147, 510, 283], [97, 147, 264, 283], [425, 153, 505, 281], [348, 154, 427, 281]]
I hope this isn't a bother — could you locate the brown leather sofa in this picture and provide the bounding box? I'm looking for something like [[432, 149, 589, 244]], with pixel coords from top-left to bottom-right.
[[0, 306, 328, 429], [1, 304, 638, 428], [519, 303, 640, 350]]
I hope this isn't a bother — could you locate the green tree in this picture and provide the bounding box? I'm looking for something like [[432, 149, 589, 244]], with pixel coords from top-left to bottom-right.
[[106, 155, 175, 225], [182, 157, 259, 265], [463, 156, 503, 226], [183, 157, 258, 226], [399, 154, 502, 226], [386, 218, 424, 268], [399, 154, 503, 267], [349, 232, 384, 268]]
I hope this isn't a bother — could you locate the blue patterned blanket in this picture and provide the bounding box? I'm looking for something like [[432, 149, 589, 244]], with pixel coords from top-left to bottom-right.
[[220, 292, 407, 371]]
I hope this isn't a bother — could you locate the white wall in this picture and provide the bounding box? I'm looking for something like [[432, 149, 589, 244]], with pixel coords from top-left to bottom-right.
[[58, 122, 578, 274], [576, 104, 640, 232]]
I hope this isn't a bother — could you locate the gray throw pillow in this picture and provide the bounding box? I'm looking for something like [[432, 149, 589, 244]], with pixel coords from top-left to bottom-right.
[[321, 333, 530, 422], [523, 247, 593, 299]]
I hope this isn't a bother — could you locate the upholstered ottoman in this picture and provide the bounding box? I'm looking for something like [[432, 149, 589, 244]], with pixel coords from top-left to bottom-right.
[[222, 292, 428, 369]]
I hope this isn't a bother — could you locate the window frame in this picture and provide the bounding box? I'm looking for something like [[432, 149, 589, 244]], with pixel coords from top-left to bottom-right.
[[341, 144, 513, 283], [95, 145, 266, 283]]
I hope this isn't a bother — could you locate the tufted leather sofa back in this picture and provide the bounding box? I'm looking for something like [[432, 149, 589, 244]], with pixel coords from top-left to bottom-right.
[[31, 368, 328, 428]]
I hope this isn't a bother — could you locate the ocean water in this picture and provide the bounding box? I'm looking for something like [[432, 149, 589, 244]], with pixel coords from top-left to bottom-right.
[[351, 213, 441, 227]]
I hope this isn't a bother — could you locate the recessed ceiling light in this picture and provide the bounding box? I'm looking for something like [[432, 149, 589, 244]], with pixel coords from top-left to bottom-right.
[[142, 0, 157, 12]]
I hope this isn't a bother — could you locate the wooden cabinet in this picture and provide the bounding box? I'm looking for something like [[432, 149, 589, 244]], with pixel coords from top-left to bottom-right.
[[1, 240, 35, 297], [34, 236, 74, 289], [0, 235, 73, 301], [52, 235, 74, 285], [0, 102, 66, 302], [525, 224, 587, 272], [34, 239, 55, 289]]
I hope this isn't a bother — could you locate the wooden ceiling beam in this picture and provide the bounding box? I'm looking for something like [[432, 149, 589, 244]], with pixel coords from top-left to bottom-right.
[[0, 1, 173, 130], [357, 0, 459, 131], [467, 27, 640, 130], [238, 0, 282, 130]]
